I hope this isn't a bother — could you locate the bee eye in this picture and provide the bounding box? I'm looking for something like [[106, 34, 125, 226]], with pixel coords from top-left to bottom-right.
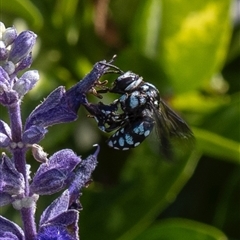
[[110, 71, 143, 93]]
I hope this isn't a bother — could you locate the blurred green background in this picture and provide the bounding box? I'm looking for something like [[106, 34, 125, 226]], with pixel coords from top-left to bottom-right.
[[0, 0, 239, 239]]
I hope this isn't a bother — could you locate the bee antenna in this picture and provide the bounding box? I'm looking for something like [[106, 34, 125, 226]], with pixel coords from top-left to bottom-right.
[[100, 55, 125, 74]]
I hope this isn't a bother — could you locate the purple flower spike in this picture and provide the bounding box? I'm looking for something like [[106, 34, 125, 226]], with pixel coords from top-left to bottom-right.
[[8, 30, 37, 64], [30, 149, 81, 195], [0, 154, 25, 206], [0, 21, 114, 239]]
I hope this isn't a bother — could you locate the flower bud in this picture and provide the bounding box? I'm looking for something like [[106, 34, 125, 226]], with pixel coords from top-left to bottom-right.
[[22, 125, 47, 144], [8, 31, 37, 64], [13, 70, 39, 97], [2, 27, 17, 47], [0, 22, 6, 38], [3, 61, 15, 75], [31, 144, 48, 163]]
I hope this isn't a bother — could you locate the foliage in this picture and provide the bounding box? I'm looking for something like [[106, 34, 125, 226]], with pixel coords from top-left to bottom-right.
[[1, 0, 239, 239]]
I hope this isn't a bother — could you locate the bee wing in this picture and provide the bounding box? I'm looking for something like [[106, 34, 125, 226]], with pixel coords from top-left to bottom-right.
[[152, 99, 194, 159], [158, 99, 194, 140]]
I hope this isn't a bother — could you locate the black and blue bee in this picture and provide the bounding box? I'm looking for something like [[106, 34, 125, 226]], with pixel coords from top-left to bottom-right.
[[84, 65, 194, 157]]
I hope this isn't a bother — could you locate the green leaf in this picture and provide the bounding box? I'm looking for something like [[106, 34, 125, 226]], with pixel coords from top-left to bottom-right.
[[132, 0, 232, 93], [199, 93, 240, 142], [81, 148, 201, 240], [134, 218, 228, 240], [213, 168, 240, 232], [131, 0, 162, 58], [193, 127, 240, 164], [2, 0, 43, 29], [159, 0, 232, 93]]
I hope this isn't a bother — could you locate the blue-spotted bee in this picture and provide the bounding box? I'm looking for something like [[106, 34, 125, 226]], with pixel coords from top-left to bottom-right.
[[84, 64, 194, 158]]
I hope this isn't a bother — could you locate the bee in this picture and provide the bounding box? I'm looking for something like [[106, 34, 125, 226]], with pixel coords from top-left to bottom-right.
[[84, 66, 194, 158]]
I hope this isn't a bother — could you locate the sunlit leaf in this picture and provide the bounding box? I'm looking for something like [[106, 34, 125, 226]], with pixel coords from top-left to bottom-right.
[[158, 0, 232, 93], [132, 0, 232, 93]]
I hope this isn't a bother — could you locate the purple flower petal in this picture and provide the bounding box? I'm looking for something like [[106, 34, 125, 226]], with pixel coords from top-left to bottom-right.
[[65, 59, 112, 113], [22, 125, 47, 144], [39, 190, 69, 226], [0, 66, 10, 91], [0, 193, 12, 206], [0, 133, 11, 148], [30, 149, 81, 195], [37, 224, 78, 240], [68, 145, 99, 205], [0, 216, 24, 240], [0, 154, 25, 205], [38, 190, 79, 239], [35, 149, 81, 176], [25, 86, 78, 129], [30, 168, 67, 195], [15, 53, 33, 72], [25, 58, 114, 129], [0, 89, 19, 106], [0, 47, 8, 61], [0, 120, 11, 138]]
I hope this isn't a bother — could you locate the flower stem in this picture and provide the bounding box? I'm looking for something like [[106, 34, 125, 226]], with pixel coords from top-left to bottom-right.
[[8, 103, 22, 142], [8, 102, 37, 238]]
